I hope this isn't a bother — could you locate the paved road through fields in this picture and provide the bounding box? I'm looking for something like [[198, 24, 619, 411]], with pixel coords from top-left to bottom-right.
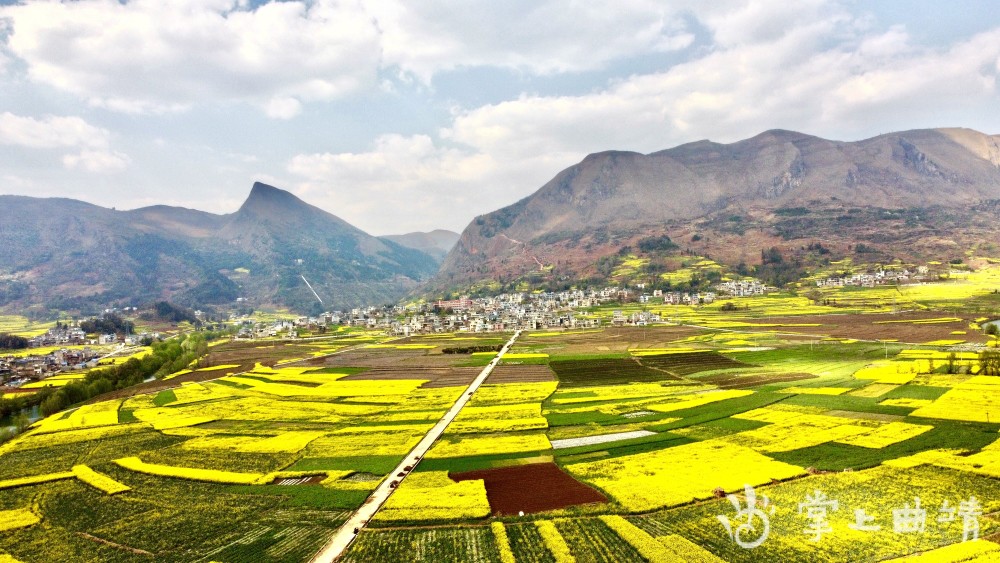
[[310, 330, 522, 562]]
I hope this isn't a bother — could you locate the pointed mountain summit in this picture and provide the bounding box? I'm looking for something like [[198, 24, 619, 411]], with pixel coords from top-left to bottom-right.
[[220, 182, 362, 242], [235, 182, 339, 223], [0, 182, 439, 313], [238, 181, 304, 215]]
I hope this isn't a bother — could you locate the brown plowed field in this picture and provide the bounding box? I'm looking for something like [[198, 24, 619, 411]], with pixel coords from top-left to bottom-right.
[[639, 351, 752, 375], [312, 348, 474, 368], [516, 326, 706, 355], [202, 340, 321, 368], [451, 462, 607, 515], [339, 366, 482, 388], [485, 364, 557, 383], [739, 312, 986, 343]]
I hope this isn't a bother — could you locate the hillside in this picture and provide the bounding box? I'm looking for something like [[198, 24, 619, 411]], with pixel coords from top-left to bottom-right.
[[0, 182, 439, 314], [431, 128, 1000, 293]]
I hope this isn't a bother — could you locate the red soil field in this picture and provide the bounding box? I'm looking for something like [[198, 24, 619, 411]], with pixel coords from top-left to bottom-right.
[[451, 462, 607, 515]]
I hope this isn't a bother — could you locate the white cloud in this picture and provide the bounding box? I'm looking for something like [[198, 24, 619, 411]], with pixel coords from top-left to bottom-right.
[[0, 1, 696, 116], [263, 97, 303, 120], [444, 13, 1000, 161], [0, 0, 381, 116], [62, 150, 130, 173], [0, 112, 109, 149], [0, 112, 129, 173], [367, 0, 694, 81]]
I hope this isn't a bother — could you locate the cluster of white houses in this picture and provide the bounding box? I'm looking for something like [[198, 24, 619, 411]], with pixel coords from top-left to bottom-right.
[[26, 326, 154, 348], [1, 347, 105, 386], [233, 280, 780, 338], [815, 269, 920, 288], [715, 279, 769, 296]]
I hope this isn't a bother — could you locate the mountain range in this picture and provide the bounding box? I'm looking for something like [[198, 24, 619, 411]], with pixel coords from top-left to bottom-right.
[[3, 127, 1000, 315], [431, 127, 1000, 292], [0, 182, 452, 315]]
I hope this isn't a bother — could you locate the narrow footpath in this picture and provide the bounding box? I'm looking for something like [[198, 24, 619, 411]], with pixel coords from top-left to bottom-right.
[[310, 330, 522, 562]]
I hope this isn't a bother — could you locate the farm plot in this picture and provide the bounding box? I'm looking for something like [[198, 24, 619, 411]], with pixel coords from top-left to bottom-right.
[[699, 371, 817, 389], [909, 375, 1000, 422], [337, 366, 482, 388], [549, 358, 682, 387], [451, 462, 607, 515], [374, 471, 490, 522], [554, 518, 645, 563], [565, 439, 805, 511], [504, 522, 557, 562], [638, 350, 753, 375], [485, 364, 557, 383], [342, 527, 501, 563], [629, 464, 1000, 562], [738, 311, 987, 344], [519, 325, 706, 356]]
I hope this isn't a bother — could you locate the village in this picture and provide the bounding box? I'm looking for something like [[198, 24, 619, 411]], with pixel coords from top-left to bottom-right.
[[231, 279, 772, 339], [0, 323, 159, 390], [814, 267, 923, 288]]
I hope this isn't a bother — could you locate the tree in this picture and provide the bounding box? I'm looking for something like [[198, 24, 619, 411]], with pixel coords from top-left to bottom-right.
[[980, 349, 1000, 376], [0, 333, 29, 349]]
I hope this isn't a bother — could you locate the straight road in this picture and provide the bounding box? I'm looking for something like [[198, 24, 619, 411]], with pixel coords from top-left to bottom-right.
[[310, 330, 522, 562]]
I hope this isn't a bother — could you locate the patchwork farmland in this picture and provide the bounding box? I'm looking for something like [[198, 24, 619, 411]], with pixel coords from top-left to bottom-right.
[[2, 307, 1000, 562]]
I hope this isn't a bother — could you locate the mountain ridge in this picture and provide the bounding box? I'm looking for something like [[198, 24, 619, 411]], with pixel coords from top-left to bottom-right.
[[0, 183, 439, 315], [431, 127, 1000, 293]]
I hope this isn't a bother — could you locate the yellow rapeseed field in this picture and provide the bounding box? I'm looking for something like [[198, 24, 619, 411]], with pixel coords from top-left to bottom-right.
[[375, 472, 490, 521], [71, 465, 131, 495], [114, 457, 264, 484], [0, 509, 40, 533], [426, 432, 551, 458], [565, 439, 804, 511]]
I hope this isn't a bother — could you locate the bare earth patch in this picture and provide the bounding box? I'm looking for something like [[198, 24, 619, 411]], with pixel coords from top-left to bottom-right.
[[485, 364, 557, 383], [450, 462, 607, 515]]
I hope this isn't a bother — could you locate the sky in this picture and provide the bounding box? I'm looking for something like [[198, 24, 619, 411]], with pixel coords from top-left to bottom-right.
[[0, 0, 998, 235]]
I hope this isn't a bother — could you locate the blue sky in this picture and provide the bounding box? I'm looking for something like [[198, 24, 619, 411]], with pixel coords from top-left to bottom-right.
[[0, 0, 998, 234]]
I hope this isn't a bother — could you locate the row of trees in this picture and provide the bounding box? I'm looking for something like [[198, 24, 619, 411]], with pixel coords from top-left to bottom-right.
[[37, 332, 219, 416]]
